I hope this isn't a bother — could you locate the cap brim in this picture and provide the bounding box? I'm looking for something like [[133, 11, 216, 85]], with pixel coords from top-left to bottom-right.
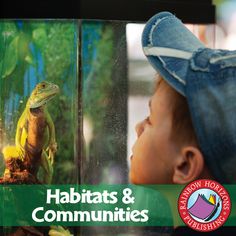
[[142, 11, 205, 96]]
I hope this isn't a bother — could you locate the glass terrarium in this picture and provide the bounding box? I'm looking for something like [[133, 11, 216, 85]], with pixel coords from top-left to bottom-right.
[[0, 20, 78, 185], [0, 20, 79, 235]]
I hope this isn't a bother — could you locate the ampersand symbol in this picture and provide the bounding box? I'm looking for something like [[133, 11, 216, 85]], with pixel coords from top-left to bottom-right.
[[122, 188, 135, 204]]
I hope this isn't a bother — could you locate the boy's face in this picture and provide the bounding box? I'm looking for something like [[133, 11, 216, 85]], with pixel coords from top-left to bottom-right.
[[129, 80, 179, 184]]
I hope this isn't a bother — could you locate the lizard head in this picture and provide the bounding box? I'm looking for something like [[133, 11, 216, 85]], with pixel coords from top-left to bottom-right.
[[27, 81, 59, 109]]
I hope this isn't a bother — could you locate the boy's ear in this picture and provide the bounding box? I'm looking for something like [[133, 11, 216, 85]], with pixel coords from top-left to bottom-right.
[[172, 146, 204, 184]]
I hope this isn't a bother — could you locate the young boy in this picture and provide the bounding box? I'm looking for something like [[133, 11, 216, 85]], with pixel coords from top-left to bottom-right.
[[129, 11, 236, 236], [129, 11, 236, 186], [129, 76, 212, 185]]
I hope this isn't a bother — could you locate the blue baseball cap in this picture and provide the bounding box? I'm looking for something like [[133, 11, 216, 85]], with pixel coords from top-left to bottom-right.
[[142, 11, 236, 183]]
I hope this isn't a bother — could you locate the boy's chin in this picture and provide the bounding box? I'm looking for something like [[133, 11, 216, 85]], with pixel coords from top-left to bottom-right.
[[128, 171, 141, 185], [128, 171, 136, 184]]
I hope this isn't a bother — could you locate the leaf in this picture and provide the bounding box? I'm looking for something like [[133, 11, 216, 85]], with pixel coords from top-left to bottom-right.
[[18, 32, 31, 61], [32, 28, 47, 48], [25, 53, 34, 65], [48, 226, 73, 236], [1, 36, 19, 78]]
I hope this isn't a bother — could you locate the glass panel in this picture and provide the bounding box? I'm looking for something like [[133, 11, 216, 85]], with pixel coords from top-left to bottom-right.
[[81, 19, 132, 236], [126, 23, 156, 170], [81, 20, 128, 185]]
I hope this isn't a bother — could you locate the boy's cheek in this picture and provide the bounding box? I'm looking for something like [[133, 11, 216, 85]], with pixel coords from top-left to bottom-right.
[[132, 131, 150, 153]]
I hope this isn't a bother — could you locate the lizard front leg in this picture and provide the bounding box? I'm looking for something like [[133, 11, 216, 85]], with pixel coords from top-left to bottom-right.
[[40, 150, 53, 184], [15, 109, 28, 160], [45, 111, 57, 165]]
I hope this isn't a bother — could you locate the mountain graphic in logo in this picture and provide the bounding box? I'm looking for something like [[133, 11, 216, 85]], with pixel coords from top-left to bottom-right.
[[188, 194, 221, 221]]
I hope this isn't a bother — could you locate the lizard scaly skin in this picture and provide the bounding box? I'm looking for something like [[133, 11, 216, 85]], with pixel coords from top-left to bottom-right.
[[2, 81, 59, 184]]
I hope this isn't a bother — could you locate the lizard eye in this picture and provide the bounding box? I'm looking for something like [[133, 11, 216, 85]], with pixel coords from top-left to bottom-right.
[[41, 83, 46, 88]]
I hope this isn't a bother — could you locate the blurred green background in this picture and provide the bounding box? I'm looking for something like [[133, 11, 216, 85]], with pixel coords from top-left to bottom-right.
[[81, 21, 128, 185]]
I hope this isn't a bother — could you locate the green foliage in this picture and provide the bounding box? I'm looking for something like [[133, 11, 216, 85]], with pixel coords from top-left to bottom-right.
[[0, 20, 78, 184], [32, 27, 47, 48], [32, 22, 76, 81], [213, 0, 226, 5], [0, 36, 18, 79], [84, 24, 114, 131]]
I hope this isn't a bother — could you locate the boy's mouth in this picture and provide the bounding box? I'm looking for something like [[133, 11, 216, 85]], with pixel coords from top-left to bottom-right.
[[130, 155, 133, 160]]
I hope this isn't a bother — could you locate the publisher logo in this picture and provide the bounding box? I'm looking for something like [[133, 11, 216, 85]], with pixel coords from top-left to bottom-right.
[[178, 179, 231, 232]]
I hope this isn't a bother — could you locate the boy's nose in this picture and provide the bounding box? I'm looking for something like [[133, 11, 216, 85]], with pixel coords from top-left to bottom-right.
[[135, 120, 145, 137]]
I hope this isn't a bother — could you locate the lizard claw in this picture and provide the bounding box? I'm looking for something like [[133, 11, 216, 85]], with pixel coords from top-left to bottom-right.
[[51, 142, 58, 153], [48, 150, 54, 165], [46, 142, 57, 165]]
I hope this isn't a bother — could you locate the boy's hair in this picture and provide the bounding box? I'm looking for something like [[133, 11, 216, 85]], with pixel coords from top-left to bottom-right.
[[157, 76, 198, 147]]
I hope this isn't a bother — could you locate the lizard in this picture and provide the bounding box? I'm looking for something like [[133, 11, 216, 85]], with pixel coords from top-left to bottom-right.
[[2, 81, 59, 184]]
